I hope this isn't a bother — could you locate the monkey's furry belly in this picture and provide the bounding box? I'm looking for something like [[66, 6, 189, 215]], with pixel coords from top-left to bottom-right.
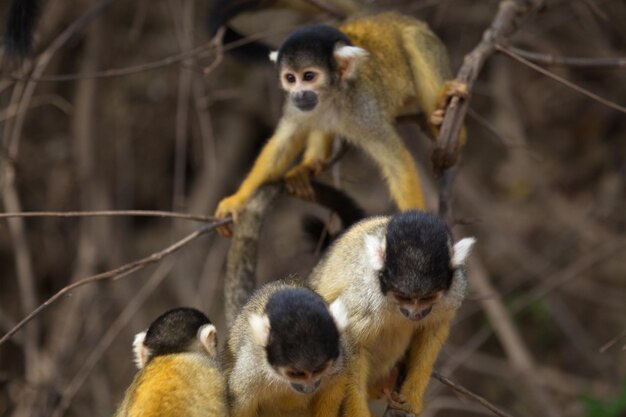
[[364, 318, 416, 384]]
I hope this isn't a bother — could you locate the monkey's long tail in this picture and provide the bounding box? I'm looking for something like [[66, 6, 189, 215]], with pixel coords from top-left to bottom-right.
[[4, 0, 42, 58], [207, 0, 272, 62], [224, 181, 364, 327]]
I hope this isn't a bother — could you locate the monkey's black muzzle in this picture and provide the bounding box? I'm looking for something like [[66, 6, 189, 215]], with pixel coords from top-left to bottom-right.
[[291, 90, 318, 111], [290, 379, 321, 394], [400, 305, 432, 321]]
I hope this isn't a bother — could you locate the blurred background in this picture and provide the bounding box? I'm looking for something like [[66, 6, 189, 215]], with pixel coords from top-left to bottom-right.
[[0, 0, 624, 416]]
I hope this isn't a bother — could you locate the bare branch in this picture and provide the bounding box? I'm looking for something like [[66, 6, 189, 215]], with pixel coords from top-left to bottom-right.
[[600, 328, 626, 353], [0, 210, 218, 222], [432, 371, 516, 417], [434, 0, 547, 231], [3, 24, 301, 83], [496, 44, 626, 114], [506, 46, 626, 68], [432, 0, 546, 176], [0, 218, 231, 346]]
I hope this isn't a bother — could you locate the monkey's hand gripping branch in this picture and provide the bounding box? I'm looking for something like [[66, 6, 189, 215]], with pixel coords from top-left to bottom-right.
[[284, 160, 325, 201]]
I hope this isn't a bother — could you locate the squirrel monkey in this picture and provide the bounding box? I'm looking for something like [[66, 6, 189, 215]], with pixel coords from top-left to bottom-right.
[[114, 308, 227, 417], [308, 211, 475, 416], [224, 279, 351, 417], [215, 12, 467, 236]]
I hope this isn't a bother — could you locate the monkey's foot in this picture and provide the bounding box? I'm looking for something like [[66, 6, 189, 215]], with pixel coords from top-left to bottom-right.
[[284, 164, 318, 201], [384, 390, 407, 410], [214, 195, 244, 237], [431, 80, 469, 126]]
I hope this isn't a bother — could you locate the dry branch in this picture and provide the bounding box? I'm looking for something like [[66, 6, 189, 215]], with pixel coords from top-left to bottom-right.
[[507, 46, 626, 68], [433, 0, 546, 178], [496, 44, 626, 114], [0, 210, 218, 222], [433, 372, 516, 417], [0, 218, 231, 346]]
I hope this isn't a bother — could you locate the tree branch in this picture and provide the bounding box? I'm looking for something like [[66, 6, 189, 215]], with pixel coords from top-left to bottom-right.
[[0, 218, 231, 346], [506, 46, 626, 68], [432, 371, 516, 417], [0, 210, 218, 222], [433, 0, 546, 177], [496, 44, 626, 114]]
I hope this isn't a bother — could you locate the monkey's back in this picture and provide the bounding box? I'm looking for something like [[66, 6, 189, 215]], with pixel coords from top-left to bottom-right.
[[339, 12, 452, 117], [117, 353, 226, 417], [309, 216, 389, 302]]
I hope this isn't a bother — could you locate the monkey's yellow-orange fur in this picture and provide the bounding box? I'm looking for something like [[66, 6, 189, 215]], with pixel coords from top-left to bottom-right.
[[216, 12, 465, 233], [114, 353, 227, 417], [309, 216, 469, 416]]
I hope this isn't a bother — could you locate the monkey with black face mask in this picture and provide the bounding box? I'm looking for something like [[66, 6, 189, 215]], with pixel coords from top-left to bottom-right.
[[309, 210, 475, 416]]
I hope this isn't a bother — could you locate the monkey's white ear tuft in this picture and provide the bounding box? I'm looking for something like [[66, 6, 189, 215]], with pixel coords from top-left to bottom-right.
[[329, 298, 349, 332], [249, 314, 271, 347], [132, 331, 149, 369], [334, 45, 368, 80], [364, 234, 386, 271], [269, 50, 278, 63], [451, 237, 476, 267], [198, 324, 218, 358]]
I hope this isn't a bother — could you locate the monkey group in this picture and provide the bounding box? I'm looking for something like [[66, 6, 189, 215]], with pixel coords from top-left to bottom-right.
[[115, 6, 475, 417], [2, 1, 474, 415]]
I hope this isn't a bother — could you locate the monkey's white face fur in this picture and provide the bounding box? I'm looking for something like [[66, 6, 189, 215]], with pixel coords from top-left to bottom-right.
[[269, 44, 368, 115]]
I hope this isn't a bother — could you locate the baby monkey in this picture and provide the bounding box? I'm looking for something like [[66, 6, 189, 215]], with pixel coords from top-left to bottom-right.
[[114, 308, 227, 417], [224, 280, 350, 417], [216, 12, 467, 236], [309, 211, 475, 416]]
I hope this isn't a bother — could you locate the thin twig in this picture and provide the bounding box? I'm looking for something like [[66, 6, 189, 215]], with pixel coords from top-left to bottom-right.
[[600, 329, 626, 353], [511, 238, 626, 313], [0, 218, 231, 346], [496, 44, 626, 115], [507, 46, 626, 68], [432, 371, 516, 417], [0, 210, 218, 222], [3, 24, 301, 83]]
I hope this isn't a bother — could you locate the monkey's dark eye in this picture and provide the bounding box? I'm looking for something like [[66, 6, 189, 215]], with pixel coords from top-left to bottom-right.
[[393, 294, 413, 304], [421, 295, 437, 303], [285, 73, 296, 84], [286, 369, 306, 378], [302, 71, 316, 82]]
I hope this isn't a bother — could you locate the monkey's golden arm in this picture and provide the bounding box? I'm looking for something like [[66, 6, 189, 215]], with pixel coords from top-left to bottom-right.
[[311, 372, 348, 417], [215, 122, 306, 236], [398, 313, 453, 415], [359, 126, 426, 211], [341, 349, 375, 417], [284, 130, 334, 200], [400, 26, 468, 146]]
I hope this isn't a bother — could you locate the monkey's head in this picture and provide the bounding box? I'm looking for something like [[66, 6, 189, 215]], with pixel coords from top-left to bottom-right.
[[364, 211, 475, 322], [132, 307, 217, 369], [249, 288, 347, 395], [269, 25, 368, 112]]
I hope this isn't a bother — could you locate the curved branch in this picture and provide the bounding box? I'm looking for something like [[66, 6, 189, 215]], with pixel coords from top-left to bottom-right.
[[0, 218, 231, 346], [506, 46, 626, 68]]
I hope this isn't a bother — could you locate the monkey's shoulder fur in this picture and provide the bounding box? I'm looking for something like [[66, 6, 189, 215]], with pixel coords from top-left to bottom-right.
[[114, 352, 226, 417]]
